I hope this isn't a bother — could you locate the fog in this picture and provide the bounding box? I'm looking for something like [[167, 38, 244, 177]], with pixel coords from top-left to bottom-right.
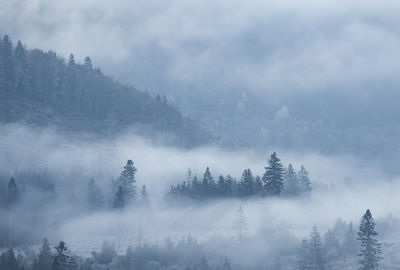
[[1, 125, 399, 263]]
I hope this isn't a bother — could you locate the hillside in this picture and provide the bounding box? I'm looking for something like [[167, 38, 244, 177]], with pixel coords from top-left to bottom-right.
[[0, 35, 212, 147]]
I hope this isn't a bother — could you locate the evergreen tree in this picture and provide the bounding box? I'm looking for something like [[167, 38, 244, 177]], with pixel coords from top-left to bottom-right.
[[0, 249, 19, 270], [309, 225, 325, 270], [357, 209, 382, 270], [283, 164, 299, 196], [297, 238, 311, 270], [113, 186, 125, 209], [262, 152, 284, 196], [1, 35, 15, 93], [52, 241, 77, 270], [202, 167, 214, 197], [323, 229, 340, 260], [298, 166, 312, 196], [13, 40, 30, 95], [118, 160, 137, 200], [253, 175, 264, 196], [33, 238, 52, 270], [342, 222, 358, 257], [84, 57, 92, 70], [217, 175, 226, 196], [238, 169, 254, 197]]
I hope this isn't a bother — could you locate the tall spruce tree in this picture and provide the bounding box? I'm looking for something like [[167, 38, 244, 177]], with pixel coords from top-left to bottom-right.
[[118, 160, 137, 200], [298, 166, 312, 196], [238, 169, 254, 197], [7, 177, 19, 207], [113, 186, 125, 209], [33, 238, 52, 270], [357, 209, 382, 270], [283, 164, 299, 196], [262, 152, 284, 196], [343, 222, 358, 257], [309, 225, 325, 270], [202, 167, 214, 197], [297, 238, 311, 270]]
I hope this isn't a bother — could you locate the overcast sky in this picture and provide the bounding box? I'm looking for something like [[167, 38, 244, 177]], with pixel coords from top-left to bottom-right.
[[2, 0, 400, 95]]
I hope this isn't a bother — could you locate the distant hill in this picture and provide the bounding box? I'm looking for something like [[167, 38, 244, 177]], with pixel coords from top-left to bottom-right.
[[0, 35, 212, 146]]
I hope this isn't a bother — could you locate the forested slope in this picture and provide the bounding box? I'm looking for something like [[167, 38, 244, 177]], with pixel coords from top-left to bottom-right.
[[0, 35, 211, 146]]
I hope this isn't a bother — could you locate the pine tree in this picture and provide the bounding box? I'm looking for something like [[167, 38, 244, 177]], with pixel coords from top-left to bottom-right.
[[113, 186, 125, 209], [118, 160, 137, 200], [297, 238, 311, 270], [253, 175, 264, 196], [0, 249, 19, 270], [323, 229, 340, 260], [33, 238, 52, 270], [84, 57, 92, 70], [309, 225, 325, 270], [238, 169, 254, 197], [283, 164, 299, 196], [1, 35, 15, 93], [217, 175, 226, 196], [202, 167, 214, 197], [298, 166, 312, 196], [357, 209, 382, 270], [342, 222, 358, 257], [13, 40, 30, 95], [262, 152, 284, 196], [51, 241, 77, 270]]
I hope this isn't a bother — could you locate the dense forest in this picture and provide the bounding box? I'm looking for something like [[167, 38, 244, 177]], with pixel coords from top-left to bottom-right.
[[0, 35, 211, 147], [0, 209, 384, 270]]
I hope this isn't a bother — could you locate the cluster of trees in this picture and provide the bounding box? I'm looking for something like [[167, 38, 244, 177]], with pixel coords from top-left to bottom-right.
[[298, 209, 382, 270], [168, 152, 312, 200], [0, 237, 231, 270], [0, 35, 211, 146]]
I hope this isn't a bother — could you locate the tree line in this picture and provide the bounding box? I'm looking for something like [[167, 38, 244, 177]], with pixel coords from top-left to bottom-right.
[[168, 152, 312, 200], [0, 35, 211, 146]]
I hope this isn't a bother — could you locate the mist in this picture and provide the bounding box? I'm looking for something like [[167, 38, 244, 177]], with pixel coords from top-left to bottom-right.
[[1, 124, 399, 268]]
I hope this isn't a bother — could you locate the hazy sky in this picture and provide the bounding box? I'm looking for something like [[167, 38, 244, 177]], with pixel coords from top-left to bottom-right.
[[2, 0, 400, 94]]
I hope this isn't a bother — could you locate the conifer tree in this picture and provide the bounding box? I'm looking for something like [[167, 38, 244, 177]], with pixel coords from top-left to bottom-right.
[[202, 167, 214, 197], [343, 222, 358, 257], [262, 152, 284, 196], [298, 166, 312, 196], [117, 160, 137, 200], [283, 164, 299, 196], [308, 225, 325, 270], [238, 169, 254, 197], [297, 238, 311, 270], [0, 249, 19, 270], [253, 175, 264, 196], [33, 238, 52, 270], [51, 241, 77, 270], [113, 186, 125, 209], [357, 209, 382, 270]]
